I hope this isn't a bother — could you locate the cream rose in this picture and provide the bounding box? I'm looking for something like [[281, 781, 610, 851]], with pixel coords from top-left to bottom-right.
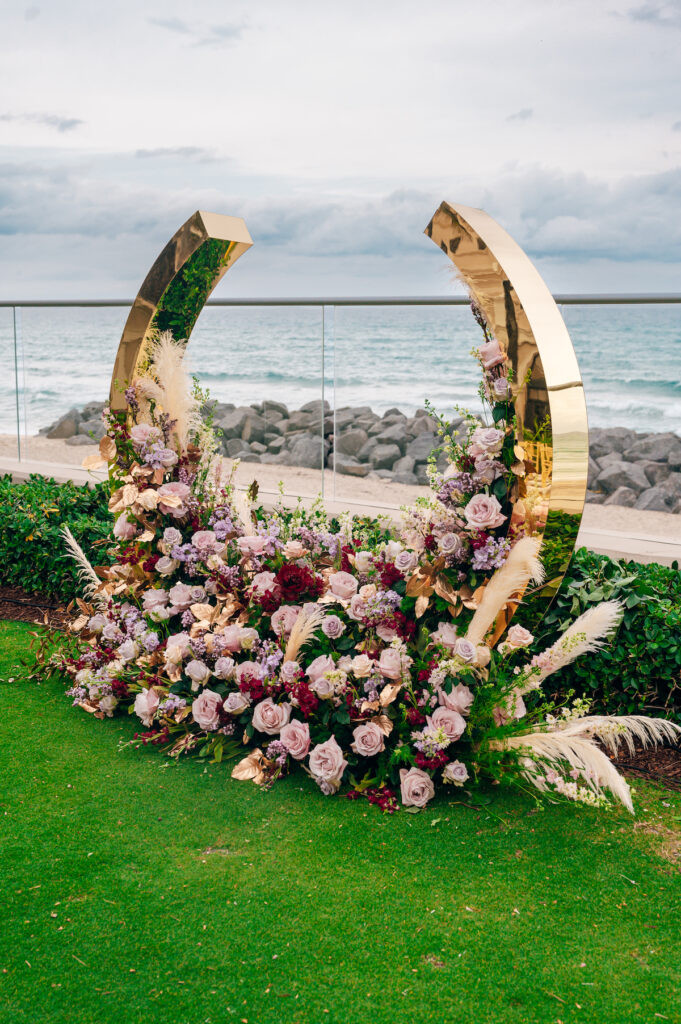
[[351, 722, 385, 757], [463, 494, 506, 531], [505, 625, 534, 649], [252, 698, 292, 735], [399, 767, 435, 808], [157, 481, 191, 518], [280, 719, 311, 759], [191, 689, 223, 731], [134, 687, 159, 727], [282, 540, 307, 559], [186, 660, 211, 690], [353, 550, 373, 573], [271, 604, 301, 637], [351, 654, 375, 678], [378, 647, 403, 680], [308, 736, 348, 783], [223, 691, 251, 715]]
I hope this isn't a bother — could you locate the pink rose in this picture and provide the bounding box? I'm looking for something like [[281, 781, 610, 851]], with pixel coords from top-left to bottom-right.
[[463, 494, 506, 531], [251, 571, 278, 597], [192, 689, 223, 731], [506, 625, 534, 649], [192, 530, 221, 556], [223, 691, 251, 715], [129, 423, 162, 448], [442, 760, 469, 786], [280, 660, 301, 683], [351, 722, 385, 757], [306, 654, 335, 681], [469, 426, 505, 458], [142, 588, 168, 611], [214, 656, 236, 679], [431, 622, 458, 650], [399, 767, 435, 808], [308, 736, 348, 783], [282, 540, 307, 559], [376, 623, 397, 642], [429, 706, 466, 743], [271, 604, 301, 637], [351, 654, 374, 678], [491, 376, 512, 401], [328, 571, 359, 601], [113, 515, 138, 541], [252, 698, 292, 735], [155, 556, 178, 576], [158, 481, 191, 518], [473, 456, 503, 486], [166, 631, 191, 659], [322, 615, 346, 639], [479, 339, 505, 370], [437, 532, 463, 557], [237, 535, 268, 557], [186, 660, 211, 689], [347, 594, 367, 621], [378, 647, 403, 680], [439, 683, 474, 717], [280, 719, 311, 759], [455, 638, 477, 663], [394, 550, 418, 573], [134, 687, 159, 727], [169, 582, 194, 610]]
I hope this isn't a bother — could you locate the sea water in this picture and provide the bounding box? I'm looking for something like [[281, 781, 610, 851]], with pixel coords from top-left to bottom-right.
[[0, 303, 679, 437]]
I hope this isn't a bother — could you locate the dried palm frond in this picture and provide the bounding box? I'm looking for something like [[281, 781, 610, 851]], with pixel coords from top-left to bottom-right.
[[233, 488, 256, 536], [465, 536, 544, 647], [285, 606, 327, 663], [497, 714, 680, 813], [137, 332, 201, 453], [519, 601, 623, 688], [61, 526, 107, 608]]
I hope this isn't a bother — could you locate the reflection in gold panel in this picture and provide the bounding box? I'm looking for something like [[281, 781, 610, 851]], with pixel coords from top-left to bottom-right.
[[109, 211, 252, 410], [425, 201, 589, 614]]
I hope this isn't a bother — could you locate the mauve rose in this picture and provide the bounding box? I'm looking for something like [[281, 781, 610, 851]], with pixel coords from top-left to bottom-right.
[[236, 661, 264, 686], [473, 457, 503, 486], [280, 660, 301, 683], [271, 604, 301, 637], [439, 683, 474, 717], [237, 535, 268, 557], [351, 654, 374, 678], [102, 621, 122, 641], [376, 623, 397, 642], [220, 625, 243, 652], [431, 622, 458, 650], [113, 515, 137, 541], [321, 615, 345, 639], [142, 588, 168, 611], [189, 586, 205, 603], [310, 674, 336, 699], [455, 638, 477, 663], [155, 556, 178, 576], [378, 647, 403, 680], [251, 571, 278, 596], [192, 689, 223, 731], [118, 638, 139, 663], [280, 719, 310, 759], [469, 426, 505, 457], [166, 631, 191, 657], [159, 448, 178, 468], [394, 549, 418, 573], [186, 659, 211, 689], [309, 736, 348, 783], [158, 481, 191, 518], [399, 767, 435, 808], [429, 706, 466, 743], [252, 698, 292, 735], [347, 594, 367, 621], [479, 338, 505, 370], [192, 530, 221, 556], [438, 532, 463, 557], [223, 691, 251, 715], [317, 777, 341, 796], [99, 694, 118, 717], [282, 540, 307, 559], [442, 760, 469, 786], [328, 571, 358, 600], [351, 722, 385, 757], [506, 624, 534, 648], [130, 423, 162, 448], [353, 550, 373, 573], [306, 654, 334, 681], [134, 687, 159, 727], [169, 582, 194, 609], [463, 494, 506, 531], [492, 376, 512, 401], [88, 614, 107, 634], [214, 656, 236, 679], [163, 526, 182, 547]]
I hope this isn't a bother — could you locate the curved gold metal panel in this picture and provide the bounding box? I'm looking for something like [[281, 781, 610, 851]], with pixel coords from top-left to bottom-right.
[[425, 201, 589, 613], [109, 210, 252, 410]]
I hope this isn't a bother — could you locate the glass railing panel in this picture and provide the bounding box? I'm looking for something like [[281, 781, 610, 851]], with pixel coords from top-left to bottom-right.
[[0, 307, 20, 461]]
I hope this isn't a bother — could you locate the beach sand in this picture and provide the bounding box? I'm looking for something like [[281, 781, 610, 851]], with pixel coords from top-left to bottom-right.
[[2, 435, 680, 561]]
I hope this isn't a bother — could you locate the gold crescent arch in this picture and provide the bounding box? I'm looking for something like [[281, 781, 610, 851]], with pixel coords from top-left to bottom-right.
[[109, 210, 252, 410], [426, 201, 589, 614]]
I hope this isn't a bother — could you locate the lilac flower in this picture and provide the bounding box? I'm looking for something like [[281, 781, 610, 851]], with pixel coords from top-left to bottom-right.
[[142, 632, 160, 652], [471, 536, 512, 571]]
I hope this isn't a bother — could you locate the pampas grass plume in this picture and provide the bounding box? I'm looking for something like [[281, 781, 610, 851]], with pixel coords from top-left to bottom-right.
[[465, 536, 544, 647]]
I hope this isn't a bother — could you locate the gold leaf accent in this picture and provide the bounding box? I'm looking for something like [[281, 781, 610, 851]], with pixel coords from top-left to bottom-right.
[[513, 443, 525, 461], [415, 594, 430, 618], [139, 529, 155, 543], [158, 492, 182, 508], [231, 749, 267, 783], [190, 602, 215, 622], [100, 436, 117, 461], [433, 576, 459, 605], [379, 682, 402, 707], [82, 453, 106, 471], [371, 714, 393, 736], [359, 700, 380, 714], [137, 488, 159, 510], [121, 484, 139, 507]]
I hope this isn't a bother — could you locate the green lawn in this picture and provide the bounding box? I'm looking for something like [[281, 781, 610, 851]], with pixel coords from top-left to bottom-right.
[[1, 619, 680, 1024]]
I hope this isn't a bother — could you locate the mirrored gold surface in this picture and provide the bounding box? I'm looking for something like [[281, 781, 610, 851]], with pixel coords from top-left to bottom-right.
[[425, 201, 589, 611], [109, 211, 252, 409]]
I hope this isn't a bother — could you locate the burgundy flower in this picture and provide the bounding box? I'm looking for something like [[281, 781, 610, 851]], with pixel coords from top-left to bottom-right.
[[275, 564, 323, 601]]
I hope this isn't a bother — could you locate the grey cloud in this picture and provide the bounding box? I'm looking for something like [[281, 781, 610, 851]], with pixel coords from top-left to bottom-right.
[[673, 120, 681, 131], [0, 112, 83, 133], [134, 146, 218, 162], [507, 108, 533, 122], [147, 16, 192, 34], [148, 15, 246, 46], [24, 6, 40, 19], [627, 2, 681, 27]]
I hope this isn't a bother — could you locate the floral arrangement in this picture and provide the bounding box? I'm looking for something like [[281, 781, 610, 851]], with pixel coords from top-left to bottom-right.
[[51, 326, 679, 814]]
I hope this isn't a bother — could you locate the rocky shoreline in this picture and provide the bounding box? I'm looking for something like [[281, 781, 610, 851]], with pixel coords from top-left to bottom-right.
[[41, 402, 681, 513]]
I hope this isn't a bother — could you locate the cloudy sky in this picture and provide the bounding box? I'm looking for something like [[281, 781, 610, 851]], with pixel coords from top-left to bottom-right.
[[1, 0, 681, 297]]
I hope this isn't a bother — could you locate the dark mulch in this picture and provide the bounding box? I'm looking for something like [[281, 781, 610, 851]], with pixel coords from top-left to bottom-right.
[[0, 584, 71, 630], [1, 586, 680, 791]]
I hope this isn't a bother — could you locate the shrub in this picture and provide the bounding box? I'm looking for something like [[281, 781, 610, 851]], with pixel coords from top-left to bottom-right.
[[534, 548, 681, 722], [0, 474, 113, 601]]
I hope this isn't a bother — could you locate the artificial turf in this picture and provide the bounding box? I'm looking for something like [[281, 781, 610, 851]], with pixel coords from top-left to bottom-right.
[[1, 619, 680, 1024]]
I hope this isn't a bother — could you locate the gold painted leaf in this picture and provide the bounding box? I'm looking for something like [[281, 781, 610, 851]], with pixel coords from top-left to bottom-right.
[[415, 594, 430, 618], [82, 453, 106, 471], [231, 749, 265, 782], [99, 436, 117, 461], [359, 700, 380, 714], [190, 603, 215, 621], [379, 683, 402, 707], [371, 714, 394, 736], [139, 529, 155, 543], [121, 484, 139, 507], [137, 488, 159, 510], [433, 576, 459, 605]]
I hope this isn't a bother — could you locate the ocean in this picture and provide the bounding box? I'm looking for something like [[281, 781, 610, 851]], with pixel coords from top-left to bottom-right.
[[1, 302, 680, 437]]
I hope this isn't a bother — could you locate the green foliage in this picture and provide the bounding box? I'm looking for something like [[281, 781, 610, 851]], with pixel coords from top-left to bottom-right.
[[535, 547, 681, 721], [0, 474, 113, 600], [153, 238, 232, 340]]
